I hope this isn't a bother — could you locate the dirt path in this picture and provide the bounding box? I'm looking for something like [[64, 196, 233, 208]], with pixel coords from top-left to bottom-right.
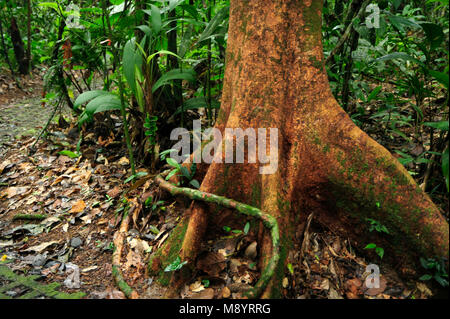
[[0, 97, 72, 157]]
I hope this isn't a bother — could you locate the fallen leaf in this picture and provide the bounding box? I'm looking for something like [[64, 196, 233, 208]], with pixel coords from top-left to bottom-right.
[[222, 287, 231, 298], [3, 186, 29, 199], [23, 240, 59, 253], [118, 157, 129, 166], [244, 241, 258, 260], [0, 160, 12, 174], [70, 200, 86, 213], [196, 251, 226, 276], [124, 249, 143, 269], [190, 281, 205, 292], [107, 186, 121, 199]]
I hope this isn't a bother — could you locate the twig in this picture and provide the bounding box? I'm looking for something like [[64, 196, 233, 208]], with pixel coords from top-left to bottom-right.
[[28, 97, 63, 155], [299, 213, 314, 265], [155, 169, 280, 298]]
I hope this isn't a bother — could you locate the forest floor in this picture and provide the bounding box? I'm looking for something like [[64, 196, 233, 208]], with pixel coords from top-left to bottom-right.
[[0, 69, 446, 299]]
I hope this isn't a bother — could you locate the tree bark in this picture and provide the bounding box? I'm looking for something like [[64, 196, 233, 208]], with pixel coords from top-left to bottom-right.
[[150, 0, 449, 298], [9, 17, 29, 75], [26, 0, 32, 73]]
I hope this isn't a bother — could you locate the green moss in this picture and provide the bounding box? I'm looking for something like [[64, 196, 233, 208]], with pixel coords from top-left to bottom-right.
[[148, 221, 188, 286], [276, 193, 291, 215], [251, 183, 262, 208]]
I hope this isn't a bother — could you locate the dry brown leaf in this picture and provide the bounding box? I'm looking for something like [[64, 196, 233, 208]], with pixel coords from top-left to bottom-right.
[[124, 249, 143, 269], [118, 157, 129, 166], [23, 240, 59, 253], [190, 281, 205, 292], [196, 252, 226, 276], [0, 160, 12, 174], [70, 200, 86, 213], [107, 186, 122, 199], [3, 186, 29, 199], [222, 287, 231, 298]]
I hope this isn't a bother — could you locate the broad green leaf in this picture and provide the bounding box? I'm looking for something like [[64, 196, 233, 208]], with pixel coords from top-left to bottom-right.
[[123, 39, 138, 96], [388, 14, 420, 33], [58, 150, 80, 158], [434, 274, 449, 287], [244, 222, 250, 235], [428, 69, 449, 89], [366, 86, 382, 102], [375, 247, 384, 259], [419, 22, 444, 50], [164, 256, 187, 272], [374, 52, 424, 67], [423, 121, 449, 131], [189, 179, 200, 189], [165, 168, 179, 181], [144, 5, 162, 34], [147, 50, 181, 64], [364, 243, 377, 249], [85, 94, 122, 115], [74, 90, 109, 109], [166, 157, 180, 169], [38, 2, 59, 12], [180, 166, 191, 179], [419, 274, 433, 281], [197, 6, 229, 44], [136, 25, 152, 38], [152, 69, 196, 93]]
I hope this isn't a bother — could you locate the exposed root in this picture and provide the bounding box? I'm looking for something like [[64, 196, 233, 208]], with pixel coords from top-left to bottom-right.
[[112, 211, 139, 299], [155, 170, 280, 298], [299, 213, 314, 265]]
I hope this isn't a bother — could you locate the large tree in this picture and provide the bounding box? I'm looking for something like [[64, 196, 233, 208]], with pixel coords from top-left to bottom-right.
[[150, 0, 449, 298]]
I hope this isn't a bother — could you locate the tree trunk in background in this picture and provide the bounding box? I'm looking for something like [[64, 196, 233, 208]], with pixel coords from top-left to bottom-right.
[[9, 17, 29, 75], [26, 0, 32, 73], [0, 15, 15, 78], [150, 0, 449, 298]]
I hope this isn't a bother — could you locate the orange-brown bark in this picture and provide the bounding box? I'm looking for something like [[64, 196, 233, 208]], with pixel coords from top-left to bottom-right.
[[151, 0, 449, 298]]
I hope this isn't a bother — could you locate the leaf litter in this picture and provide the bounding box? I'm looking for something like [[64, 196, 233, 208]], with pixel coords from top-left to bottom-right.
[[0, 99, 440, 300]]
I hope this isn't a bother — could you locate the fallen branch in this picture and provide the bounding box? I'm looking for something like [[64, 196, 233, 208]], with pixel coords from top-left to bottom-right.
[[155, 170, 280, 299], [112, 211, 139, 299]]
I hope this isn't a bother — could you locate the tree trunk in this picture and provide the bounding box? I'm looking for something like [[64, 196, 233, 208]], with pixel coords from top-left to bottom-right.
[[9, 17, 29, 75], [150, 0, 449, 298], [26, 0, 32, 73]]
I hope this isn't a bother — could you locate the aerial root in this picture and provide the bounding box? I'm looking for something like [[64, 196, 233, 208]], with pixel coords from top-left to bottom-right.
[[112, 211, 139, 299], [155, 169, 280, 298]]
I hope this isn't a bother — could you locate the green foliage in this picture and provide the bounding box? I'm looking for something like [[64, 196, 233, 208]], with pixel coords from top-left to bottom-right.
[[364, 243, 385, 259], [419, 257, 449, 287], [164, 256, 187, 272], [366, 218, 390, 234], [163, 151, 200, 189]]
